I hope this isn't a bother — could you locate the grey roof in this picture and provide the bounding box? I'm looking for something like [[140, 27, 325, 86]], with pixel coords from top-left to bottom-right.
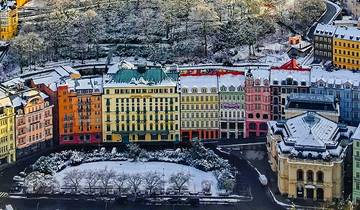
[[269, 112, 355, 160], [352, 124, 360, 140], [314, 24, 337, 37]]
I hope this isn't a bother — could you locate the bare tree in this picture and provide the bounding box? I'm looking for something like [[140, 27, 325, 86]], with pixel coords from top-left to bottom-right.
[[98, 167, 116, 193], [169, 172, 191, 194], [113, 173, 128, 194], [143, 172, 163, 195], [127, 173, 143, 195], [84, 170, 100, 193], [63, 169, 85, 192], [25, 172, 60, 194]]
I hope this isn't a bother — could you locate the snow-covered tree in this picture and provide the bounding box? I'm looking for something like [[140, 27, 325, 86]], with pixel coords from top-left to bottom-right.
[[127, 173, 143, 195], [113, 173, 128, 194], [63, 169, 85, 192], [24, 172, 60, 194], [84, 170, 100, 193], [169, 172, 191, 194], [126, 143, 142, 161], [9, 33, 44, 72], [98, 167, 116, 193], [143, 172, 163, 194]]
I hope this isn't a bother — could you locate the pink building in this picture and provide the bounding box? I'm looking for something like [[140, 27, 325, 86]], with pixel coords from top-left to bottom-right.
[[245, 69, 271, 138], [11, 88, 53, 158]]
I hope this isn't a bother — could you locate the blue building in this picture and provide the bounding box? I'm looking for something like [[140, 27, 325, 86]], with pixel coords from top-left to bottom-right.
[[310, 65, 359, 125]]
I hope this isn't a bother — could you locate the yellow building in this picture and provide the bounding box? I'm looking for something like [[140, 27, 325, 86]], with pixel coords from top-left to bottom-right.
[[333, 26, 360, 70], [16, 0, 28, 8], [102, 62, 180, 143], [179, 73, 219, 141], [0, 89, 15, 166], [267, 112, 352, 202], [0, 4, 18, 41]]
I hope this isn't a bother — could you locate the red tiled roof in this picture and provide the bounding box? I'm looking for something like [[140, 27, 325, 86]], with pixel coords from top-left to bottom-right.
[[271, 59, 310, 71]]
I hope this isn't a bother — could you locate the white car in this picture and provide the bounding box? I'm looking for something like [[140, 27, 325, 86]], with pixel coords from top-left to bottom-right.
[[258, 174, 268, 186]]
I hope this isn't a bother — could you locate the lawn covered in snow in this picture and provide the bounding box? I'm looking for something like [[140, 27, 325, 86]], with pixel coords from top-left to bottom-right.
[[54, 161, 219, 195]]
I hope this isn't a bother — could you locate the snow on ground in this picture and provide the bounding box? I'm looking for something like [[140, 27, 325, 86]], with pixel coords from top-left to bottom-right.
[[53, 161, 219, 195]]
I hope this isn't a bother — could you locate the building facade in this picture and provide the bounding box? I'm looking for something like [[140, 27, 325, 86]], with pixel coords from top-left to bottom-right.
[[0, 90, 15, 166], [11, 89, 53, 158], [352, 125, 360, 204], [313, 24, 337, 62], [180, 72, 219, 141], [103, 63, 180, 143], [267, 112, 353, 201], [245, 69, 271, 138], [219, 72, 245, 140], [344, 0, 360, 19], [333, 26, 360, 70], [270, 59, 310, 120], [58, 77, 103, 145], [0, 3, 18, 41], [285, 93, 340, 122]]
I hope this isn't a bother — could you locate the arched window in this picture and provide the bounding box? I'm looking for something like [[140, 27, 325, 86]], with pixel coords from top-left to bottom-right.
[[249, 122, 257, 130], [220, 85, 227, 91], [237, 86, 243, 91], [297, 169, 304, 181], [307, 170, 314, 182], [255, 79, 261, 85], [229, 86, 235, 91], [210, 87, 217, 93], [248, 113, 253, 118], [317, 171, 324, 183], [201, 88, 207, 93], [192, 88, 198, 93], [182, 88, 188, 93], [256, 113, 261, 119]]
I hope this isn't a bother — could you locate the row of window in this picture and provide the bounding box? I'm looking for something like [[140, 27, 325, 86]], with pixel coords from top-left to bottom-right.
[[334, 41, 360, 49], [181, 121, 218, 128], [182, 87, 217, 94], [297, 169, 324, 183], [182, 112, 218, 119], [334, 56, 360, 65], [181, 95, 218, 102], [106, 88, 176, 95], [106, 123, 179, 132]]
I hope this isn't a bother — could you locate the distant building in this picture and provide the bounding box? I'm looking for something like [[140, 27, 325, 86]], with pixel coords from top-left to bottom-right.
[[285, 93, 340, 122], [0, 1, 18, 41], [0, 88, 15, 166], [333, 26, 360, 70], [313, 24, 337, 62], [344, 0, 360, 20], [103, 62, 180, 143], [352, 124, 360, 204], [180, 72, 219, 141], [270, 59, 310, 120], [10, 88, 53, 158], [58, 77, 103, 145], [267, 112, 354, 201], [245, 69, 271, 138], [218, 72, 245, 140]]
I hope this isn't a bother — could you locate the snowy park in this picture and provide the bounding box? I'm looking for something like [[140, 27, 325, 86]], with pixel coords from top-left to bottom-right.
[[19, 143, 236, 198], [54, 161, 219, 195]]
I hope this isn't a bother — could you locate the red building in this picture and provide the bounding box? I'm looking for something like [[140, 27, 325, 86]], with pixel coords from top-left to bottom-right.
[[245, 69, 271, 138]]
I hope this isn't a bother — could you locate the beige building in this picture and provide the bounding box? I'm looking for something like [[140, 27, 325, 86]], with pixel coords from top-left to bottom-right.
[[284, 93, 340, 122], [267, 112, 354, 201], [344, 0, 360, 20]]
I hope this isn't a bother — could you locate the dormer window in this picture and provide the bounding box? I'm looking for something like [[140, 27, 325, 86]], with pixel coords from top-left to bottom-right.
[[182, 88, 188, 93], [273, 80, 279, 85], [220, 85, 227, 91], [191, 88, 198, 93], [255, 79, 260, 85], [229, 86, 235, 91], [210, 87, 217, 93], [201, 88, 207, 93]]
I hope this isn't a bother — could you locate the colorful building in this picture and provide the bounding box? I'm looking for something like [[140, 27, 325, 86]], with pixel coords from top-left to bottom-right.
[[219, 72, 245, 140], [0, 89, 15, 166], [16, 0, 28, 8], [58, 77, 103, 145], [245, 69, 271, 138], [267, 112, 353, 201], [313, 24, 337, 63], [310, 65, 355, 124], [352, 124, 360, 204], [180, 72, 219, 141], [333, 26, 360, 70], [0, 2, 18, 41], [10, 88, 53, 158], [103, 62, 180, 143]]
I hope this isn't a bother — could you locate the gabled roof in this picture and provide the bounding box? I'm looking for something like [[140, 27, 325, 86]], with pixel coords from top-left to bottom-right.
[[271, 59, 310, 71]]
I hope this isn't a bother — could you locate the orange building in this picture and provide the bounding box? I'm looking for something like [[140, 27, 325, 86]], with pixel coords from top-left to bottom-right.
[[58, 77, 103, 145]]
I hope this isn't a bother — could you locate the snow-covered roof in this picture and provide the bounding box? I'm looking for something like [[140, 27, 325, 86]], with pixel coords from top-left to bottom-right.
[[64, 77, 103, 92], [334, 26, 360, 41], [218, 73, 245, 90], [269, 112, 354, 160], [271, 69, 310, 86], [314, 24, 337, 37], [10, 89, 49, 108], [352, 124, 360, 141], [310, 65, 360, 87], [179, 75, 218, 93]]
